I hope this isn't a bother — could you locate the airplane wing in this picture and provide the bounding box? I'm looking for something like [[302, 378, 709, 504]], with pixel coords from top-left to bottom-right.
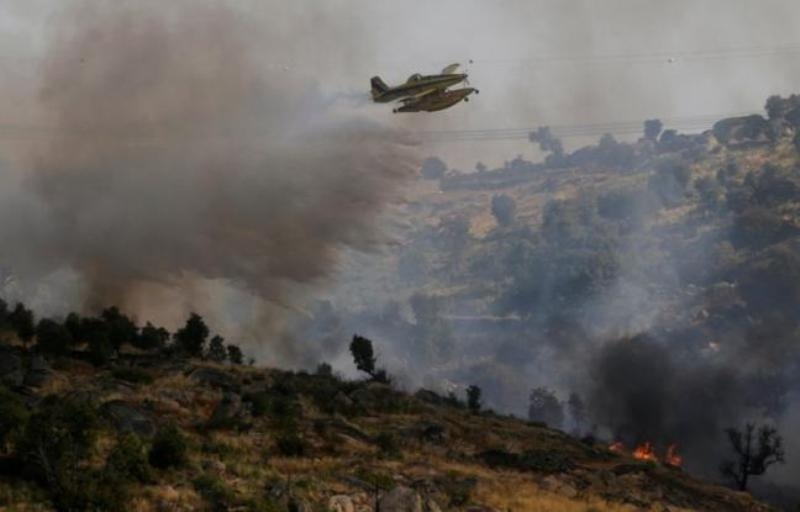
[[441, 63, 460, 74]]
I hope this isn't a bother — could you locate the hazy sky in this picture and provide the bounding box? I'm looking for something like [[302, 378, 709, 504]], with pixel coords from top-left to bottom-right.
[[3, 0, 800, 168]]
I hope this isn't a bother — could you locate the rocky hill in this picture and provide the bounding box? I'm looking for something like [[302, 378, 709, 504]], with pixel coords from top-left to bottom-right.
[[0, 344, 774, 512]]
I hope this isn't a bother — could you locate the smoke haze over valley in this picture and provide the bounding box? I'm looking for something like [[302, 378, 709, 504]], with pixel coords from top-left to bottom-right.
[[2, 1, 800, 508]]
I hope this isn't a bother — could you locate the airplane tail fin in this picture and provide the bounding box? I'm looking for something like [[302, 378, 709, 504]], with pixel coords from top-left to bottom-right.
[[370, 76, 389, 99]]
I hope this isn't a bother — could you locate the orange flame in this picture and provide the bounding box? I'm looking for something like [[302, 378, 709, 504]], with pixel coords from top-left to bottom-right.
[[665, 443, 683, 467], [608, 440, 683, 467], [632, 441, 658, 462]]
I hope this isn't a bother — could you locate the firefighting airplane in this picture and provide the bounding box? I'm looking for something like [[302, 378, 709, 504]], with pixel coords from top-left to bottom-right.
[[370, 63, 479, 113]]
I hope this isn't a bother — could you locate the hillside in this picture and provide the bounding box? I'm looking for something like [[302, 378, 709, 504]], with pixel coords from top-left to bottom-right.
[[1, 98, 799, 511], [0, 343, 774, 512], [296, 96, 800, 507]]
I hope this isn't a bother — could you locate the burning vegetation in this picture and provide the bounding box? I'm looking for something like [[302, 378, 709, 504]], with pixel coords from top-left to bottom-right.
[[609, 441, 683, 467]]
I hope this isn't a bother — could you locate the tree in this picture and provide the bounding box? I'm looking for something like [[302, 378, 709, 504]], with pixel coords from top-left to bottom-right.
[[9, 303, 34, 346], [350, 334, 377, 377], [643, 119, 663, 140], [226, 344, 243, 365], [173, 313, 209, 357], [315, 362, 333, 376], [0, 299, 8, 331], [528, 387, 564, 429], [491, 194, 517, 226], [101, 307, 138, 351], [35, 319, 73, 357], [567, 392, 587, 435], [63, 313, 82, 343], [81, 318, 114, 367], [207, 335, 227, 362], [466, 385, 482, 412], [135, 322, 170, 351], [765, 95, 784, 120], [720, 423, 785, 491], [420, 157, 447, 180]]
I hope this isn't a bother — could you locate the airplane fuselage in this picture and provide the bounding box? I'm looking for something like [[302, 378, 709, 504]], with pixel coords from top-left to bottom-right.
[[372, 74, 467, 103]]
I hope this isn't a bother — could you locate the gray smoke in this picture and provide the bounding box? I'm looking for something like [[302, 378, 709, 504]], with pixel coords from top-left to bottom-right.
[[0, 1, 418, 361]]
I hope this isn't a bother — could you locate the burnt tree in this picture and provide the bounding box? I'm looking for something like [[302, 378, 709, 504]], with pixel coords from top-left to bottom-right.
[[720, 423, 784, 492]]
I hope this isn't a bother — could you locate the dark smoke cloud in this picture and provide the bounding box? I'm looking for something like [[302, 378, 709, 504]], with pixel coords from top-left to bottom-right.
[[0, 2, 418, 357], [587, 334, 752, 475]]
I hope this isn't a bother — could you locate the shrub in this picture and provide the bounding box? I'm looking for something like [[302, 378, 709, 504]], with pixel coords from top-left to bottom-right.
[[18, 397, 104, 511], [491, 194, 517, 226], [0, 386, 28, 452], [315, 362, 333, 376], [275, 432, 307, 457], [246, 392, 271, 418], [148, 424, 188, 469], [193, 474, 234, 510], [35, 319, 73, 356], [106, 433, 152, 483], [420, 157, 447, 180], [375, 432, 399, 458]]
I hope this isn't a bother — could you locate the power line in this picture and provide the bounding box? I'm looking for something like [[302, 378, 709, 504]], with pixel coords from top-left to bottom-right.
[[464, 43, 800, 67], [416, 111, 757, 143]]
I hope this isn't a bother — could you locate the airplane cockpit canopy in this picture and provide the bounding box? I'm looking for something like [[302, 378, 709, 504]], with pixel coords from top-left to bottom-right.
[[407, 73, 423, 82]]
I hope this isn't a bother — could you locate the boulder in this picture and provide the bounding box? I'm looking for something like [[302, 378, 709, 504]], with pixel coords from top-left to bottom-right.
[[188, 367, 238, 391], [377, 486, 422, 512], [206, 391, 250, 429], [328, 495, 355, 512], [100, 400, 156, 438]]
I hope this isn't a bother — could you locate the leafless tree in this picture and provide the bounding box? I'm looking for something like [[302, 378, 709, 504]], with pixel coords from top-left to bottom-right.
[[720, 423, 785, 492]]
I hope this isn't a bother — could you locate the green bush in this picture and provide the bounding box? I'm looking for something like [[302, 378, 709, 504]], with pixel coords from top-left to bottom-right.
[[0, 386, 28, 452], [148, 424, 188, 469], [17, 397, 109, 511], [375, 431, 399, 458], [193, 473, 234, 510], [245, 392, 271, 418], [35, 319, 73, 356], [106, 433, 152, 483]]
